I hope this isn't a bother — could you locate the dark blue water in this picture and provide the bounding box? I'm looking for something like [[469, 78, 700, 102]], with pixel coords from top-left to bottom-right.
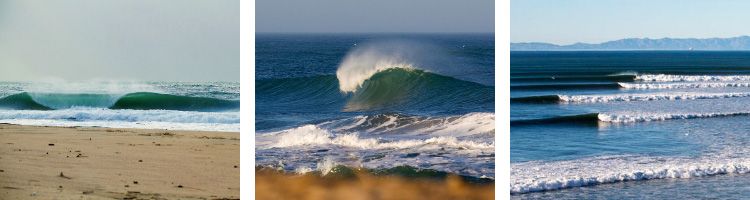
[[511, 51, 750, 197], [255, 34, 496, 179]]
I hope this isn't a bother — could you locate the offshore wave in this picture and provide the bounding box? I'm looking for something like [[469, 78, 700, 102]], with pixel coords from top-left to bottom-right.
[[330, 41, 493, 111], [511, 155, 750, 194], [512, 111, 750, 126], [0, 92, 239, 111], [511, 74, 637, 83], [511, 92, 750, 104]]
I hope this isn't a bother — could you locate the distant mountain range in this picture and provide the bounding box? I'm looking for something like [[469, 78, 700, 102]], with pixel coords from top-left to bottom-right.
[[511, 36, 750, 51]]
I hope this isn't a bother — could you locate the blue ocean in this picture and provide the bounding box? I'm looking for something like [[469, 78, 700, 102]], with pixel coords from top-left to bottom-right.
[[511, 51, 750, 198], [255, 34, 495, 179]]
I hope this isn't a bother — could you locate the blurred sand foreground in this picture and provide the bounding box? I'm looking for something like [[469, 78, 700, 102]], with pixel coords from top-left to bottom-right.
[[0, 124, 239, 199], [256, 168, 495, 200]]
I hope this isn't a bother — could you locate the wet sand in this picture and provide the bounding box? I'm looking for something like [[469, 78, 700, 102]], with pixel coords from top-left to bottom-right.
[[255, 168, 495, 200], [0, 124, 239, 199]]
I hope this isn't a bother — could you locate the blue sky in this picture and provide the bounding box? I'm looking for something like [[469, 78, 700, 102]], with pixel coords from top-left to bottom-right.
[[257, 0, 494, 33], [512, 0, 750, 44]]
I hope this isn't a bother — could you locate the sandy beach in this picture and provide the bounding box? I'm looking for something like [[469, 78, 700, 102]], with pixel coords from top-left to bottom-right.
[[255, 168, 495, 200], [0, 124, 239, 199]]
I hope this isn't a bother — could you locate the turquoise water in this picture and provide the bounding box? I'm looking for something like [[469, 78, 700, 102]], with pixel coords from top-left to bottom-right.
[[0, 82, 239, 131], [511, 51, 750, 197]]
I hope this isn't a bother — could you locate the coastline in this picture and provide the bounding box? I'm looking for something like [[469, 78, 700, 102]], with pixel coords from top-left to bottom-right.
[[0, 124, 239, 199]]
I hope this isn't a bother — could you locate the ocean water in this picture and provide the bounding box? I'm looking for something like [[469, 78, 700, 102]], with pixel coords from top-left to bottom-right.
[[0, 81, 239, 132], [511, 51, 750, 198], [255, 33, 495, 179]]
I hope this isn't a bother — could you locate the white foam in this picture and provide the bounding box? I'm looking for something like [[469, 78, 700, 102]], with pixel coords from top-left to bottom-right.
[[317, 157, 338, 176], [0, 108, 239, 132], [329, 112, 495, 137], [619, 82, 750, 89], [262, 124, 493, 150], [635, 74, 750, 82], [558, 92, 750, 103], [411, 112, 495, 136], [511, 155, 750, 194], [598, 112, 750, 123]]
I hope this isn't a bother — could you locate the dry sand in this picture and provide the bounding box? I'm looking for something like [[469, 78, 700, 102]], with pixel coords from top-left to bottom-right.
[[256, 168, 495, 200], [0, 124, 239, 199]]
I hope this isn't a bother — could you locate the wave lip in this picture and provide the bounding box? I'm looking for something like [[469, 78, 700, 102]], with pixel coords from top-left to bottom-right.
[[636, 74, 750, 82], [335, 43, 416, 93]]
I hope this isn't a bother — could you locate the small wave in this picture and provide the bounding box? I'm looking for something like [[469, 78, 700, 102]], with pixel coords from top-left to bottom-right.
[[619, 82, 750, 89], [598, 112, 750, 123], [635, 74, 750, 82], [511, 83, 621, 91], [511, 113, 601, 126], [512, 92, 750, 104], [513, 111, 750, 126], [511, 155, 750, 194]]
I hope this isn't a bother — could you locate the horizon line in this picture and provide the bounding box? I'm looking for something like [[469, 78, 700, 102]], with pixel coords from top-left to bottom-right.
[[256, 31, 495, 34], [511, 35, 750, 46]]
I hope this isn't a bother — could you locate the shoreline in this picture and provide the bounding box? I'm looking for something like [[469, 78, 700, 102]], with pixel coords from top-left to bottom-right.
[[0, 124, 239, 199]]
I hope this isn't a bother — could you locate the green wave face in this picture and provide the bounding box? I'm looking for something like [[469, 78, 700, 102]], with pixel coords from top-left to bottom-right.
[[110, 92, 239, 111], [0, 93, 52, 110], [28, 93, 121, 109], [345, 68, 493, 111], [0, 92, 239, 111]]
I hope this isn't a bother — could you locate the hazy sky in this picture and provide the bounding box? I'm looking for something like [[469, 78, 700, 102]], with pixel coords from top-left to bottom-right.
[[0, 0, 238, 82], [256, 0, 494, 33], [512, 0, 750, 45]]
